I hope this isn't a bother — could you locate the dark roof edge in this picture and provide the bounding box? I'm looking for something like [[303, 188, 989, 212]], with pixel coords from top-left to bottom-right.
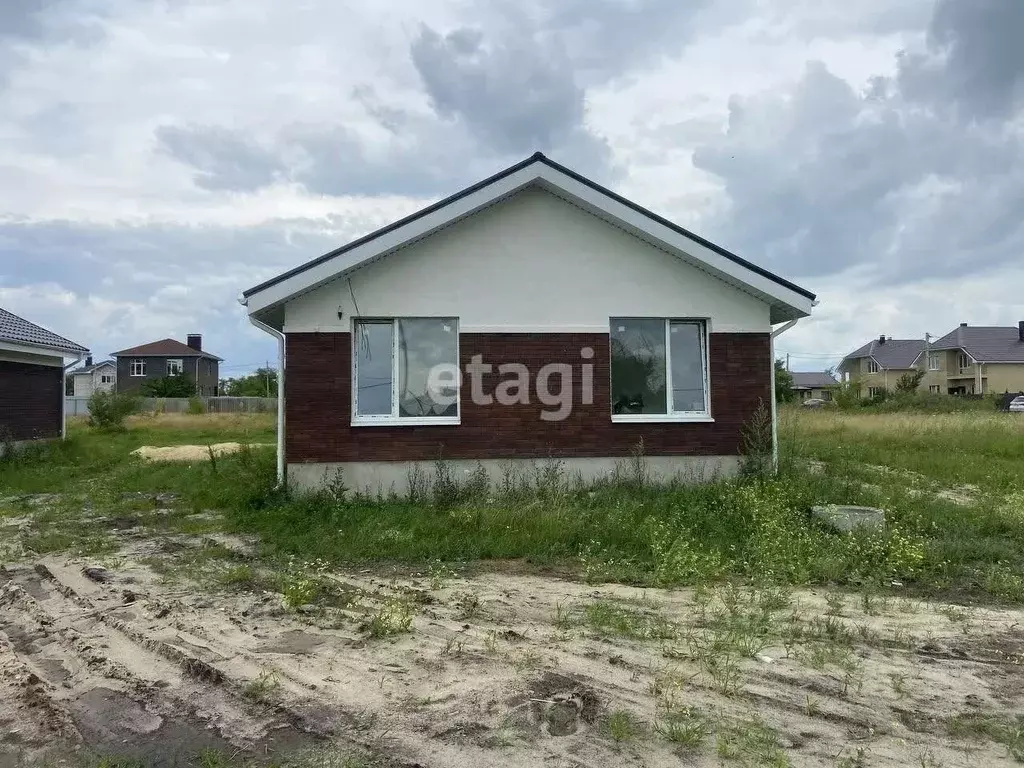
[[243, 152, 816, 303], [0, 307, 89, 354], [3, 336, 90, 355]]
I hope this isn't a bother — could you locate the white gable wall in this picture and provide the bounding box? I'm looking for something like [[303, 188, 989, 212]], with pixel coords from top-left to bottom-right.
[[284, 187, 771, 334]]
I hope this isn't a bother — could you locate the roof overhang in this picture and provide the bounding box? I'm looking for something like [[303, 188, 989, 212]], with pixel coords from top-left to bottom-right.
[[242, 154, 815, 328], [0, 338, 88, 360]]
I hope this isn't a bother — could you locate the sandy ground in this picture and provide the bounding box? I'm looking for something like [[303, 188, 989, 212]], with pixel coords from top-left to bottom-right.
[[2, 511, 1023, 766], [131, 443, 271, 462]]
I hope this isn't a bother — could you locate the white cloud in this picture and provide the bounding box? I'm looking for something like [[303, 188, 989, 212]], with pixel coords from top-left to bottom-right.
[[0, 0, 1020, 374]]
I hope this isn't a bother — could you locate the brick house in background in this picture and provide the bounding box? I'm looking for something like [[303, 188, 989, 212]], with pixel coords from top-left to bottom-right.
[[241, 152, 816, 492], [0, 306, 88, 446], [112, 335, 222, 395]]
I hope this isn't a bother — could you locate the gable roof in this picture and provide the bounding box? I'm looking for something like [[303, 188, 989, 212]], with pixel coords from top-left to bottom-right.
[[843, 339, 925, 370], [929, 326, 1024, 363], [71, 359, 116, 375], [0, 306, 88, 356], [791, 372, 838, 389], [112, 338, 223, 361], [242, 152, 816, 325]]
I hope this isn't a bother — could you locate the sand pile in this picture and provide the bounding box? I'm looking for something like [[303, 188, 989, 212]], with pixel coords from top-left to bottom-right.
[[131, 442, 271, 461]]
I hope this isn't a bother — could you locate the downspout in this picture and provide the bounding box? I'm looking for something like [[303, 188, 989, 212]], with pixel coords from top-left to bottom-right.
[[247, 314, 286, 488], [62, 355, 85, 439], [770, 318, 801, 473]]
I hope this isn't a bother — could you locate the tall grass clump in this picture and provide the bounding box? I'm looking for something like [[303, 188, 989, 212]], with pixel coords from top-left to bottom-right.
[[87, 391, 141, 430]]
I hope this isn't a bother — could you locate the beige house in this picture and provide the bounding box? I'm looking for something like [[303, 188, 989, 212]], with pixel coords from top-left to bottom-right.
[[790, 371, 838, 401], [915, 323, 1024, 395], [67, 357, 116, 397], [839, 336, 925, 397]]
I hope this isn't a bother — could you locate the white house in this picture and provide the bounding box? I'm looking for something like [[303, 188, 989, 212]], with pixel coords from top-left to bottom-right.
[[68, 357, 117, 397], [242, 152, 817, 491]]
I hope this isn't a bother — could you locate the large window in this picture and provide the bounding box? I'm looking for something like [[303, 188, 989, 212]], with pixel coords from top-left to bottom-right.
[[167, 358, 183, 377], [958, 352, 972, 372], [610, 318, 710, 421], [928, 353, 940, 371], [352, 318, 459, 425], [130, 359, 146, 377], [867, 360, 879, 374]]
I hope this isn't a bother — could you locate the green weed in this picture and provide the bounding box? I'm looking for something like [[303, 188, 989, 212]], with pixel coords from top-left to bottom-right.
[[365, 598, 414, 638], [603, 709, 640, 743], [242, 670, 281, 703], [716, 717, 790, 766]]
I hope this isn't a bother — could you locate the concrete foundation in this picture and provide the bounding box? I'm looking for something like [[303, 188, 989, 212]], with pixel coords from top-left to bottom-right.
[[811, 505, 886, 533], [288, 455, 742, 496]]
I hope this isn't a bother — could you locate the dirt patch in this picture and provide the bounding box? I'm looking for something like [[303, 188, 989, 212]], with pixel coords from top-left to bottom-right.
[[131, 443, 271, 462], [3, 539, 1024, 766], [519, 672, 603, 737]]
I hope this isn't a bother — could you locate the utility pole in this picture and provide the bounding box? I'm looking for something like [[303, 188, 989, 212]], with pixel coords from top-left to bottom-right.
[[265, 360, 270, 397], [786, 353, 790, 371]]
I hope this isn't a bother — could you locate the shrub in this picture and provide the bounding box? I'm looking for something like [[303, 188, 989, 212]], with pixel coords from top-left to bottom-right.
[[866, 392, 992, 414], [774, 360, 795, 403], [895, 370, 925, 393], [187, 396, 206, 415], [864, 389, 888, 407], [831, 381, 862, 409], [142, 376, 196, 397], [87, 390, 140, 430]]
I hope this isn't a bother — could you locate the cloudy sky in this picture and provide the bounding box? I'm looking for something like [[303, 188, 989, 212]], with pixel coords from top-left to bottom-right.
[[1, 0, 1022, 375]]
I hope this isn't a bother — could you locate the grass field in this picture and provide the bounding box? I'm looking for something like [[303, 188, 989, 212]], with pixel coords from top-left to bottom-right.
[[3, 409, 1024, 767], [3, 408, 1024, 600]]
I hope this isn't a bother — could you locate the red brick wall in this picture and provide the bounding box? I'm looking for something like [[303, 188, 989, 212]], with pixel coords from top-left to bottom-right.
[[0, 360, 63, 441], [285, 332, 771, 463]]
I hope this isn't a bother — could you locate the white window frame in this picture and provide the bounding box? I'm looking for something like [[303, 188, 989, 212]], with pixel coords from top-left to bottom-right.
[[958, 352, 972, 372], [167, 358, 184, 377], [867, 359, 880, 374], [129, 359, 146, 377], [100, 373, 113, 384], [928, 353, 940, 371], [351, 317, 460, 427], [929, 385, 941, 394], [610, 318, 713, 424], [868, 386, 883, 398]]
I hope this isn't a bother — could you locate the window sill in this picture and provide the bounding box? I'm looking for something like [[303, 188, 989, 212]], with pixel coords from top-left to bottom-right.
[[611, 414, 714, 424], [351, 417, 461, 428]]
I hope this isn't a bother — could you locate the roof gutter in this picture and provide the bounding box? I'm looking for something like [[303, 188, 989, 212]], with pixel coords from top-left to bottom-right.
[[770, 318, 802, 473], [245, 311, 286, 488]]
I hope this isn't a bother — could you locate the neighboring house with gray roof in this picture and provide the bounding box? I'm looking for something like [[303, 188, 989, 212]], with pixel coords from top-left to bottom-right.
[[790, 371, 839, 401], [0, 307, 88, 446], [839, 336, 926, 397], [916, 322, 1024, 396], [67, 357, 116, 398]]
